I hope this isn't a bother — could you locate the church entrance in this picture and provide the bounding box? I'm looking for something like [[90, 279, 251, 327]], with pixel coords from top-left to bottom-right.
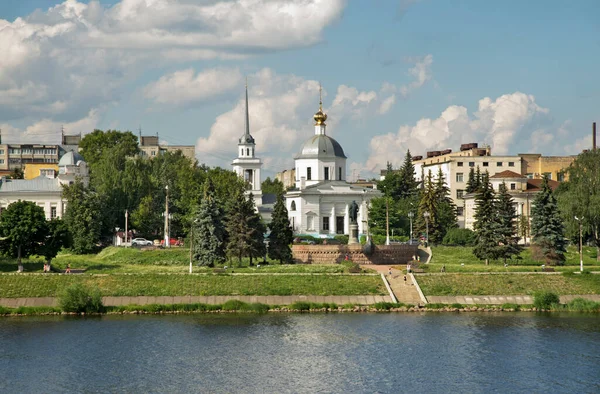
[[336, 216, 345, 234]]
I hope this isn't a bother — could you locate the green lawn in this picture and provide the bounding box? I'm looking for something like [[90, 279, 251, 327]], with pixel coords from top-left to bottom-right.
[[424, 245, 600, 273], [0, 273, 385, 298], [417, 272, 600, 296]]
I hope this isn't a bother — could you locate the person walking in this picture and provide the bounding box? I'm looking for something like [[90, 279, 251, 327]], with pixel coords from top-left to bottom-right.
[[388, 267, 392, 277], [65, 264, 71, 274], [403, 275, 407, 285]]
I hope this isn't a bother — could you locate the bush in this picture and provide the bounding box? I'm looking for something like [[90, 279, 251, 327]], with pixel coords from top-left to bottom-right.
[[373, 302, 401, 310], [58, 283, 104, 313], [222, 300, 247, 311], [290, 301, 311, 311], [533, 291, 560, 309], [501, 303, 521, 311], [333, 235, 349, 245], [442, 228, 476, 246], [562, 298, 600, 312]]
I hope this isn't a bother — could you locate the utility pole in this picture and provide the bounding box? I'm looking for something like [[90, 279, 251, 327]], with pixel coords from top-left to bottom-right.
[[575, 216, 584, 272], [385, 196, 390, 246], [189, 224, 193, 274], [164, 185, 170, 247], [125, 209, 128, 247]]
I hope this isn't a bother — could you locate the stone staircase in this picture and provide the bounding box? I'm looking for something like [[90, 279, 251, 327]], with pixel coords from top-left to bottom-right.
[[387, 268, 423, 305]]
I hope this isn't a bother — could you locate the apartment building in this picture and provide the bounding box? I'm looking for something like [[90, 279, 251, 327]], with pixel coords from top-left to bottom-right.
[[275, 168, 296, 189], [138, 135, 196, 162]]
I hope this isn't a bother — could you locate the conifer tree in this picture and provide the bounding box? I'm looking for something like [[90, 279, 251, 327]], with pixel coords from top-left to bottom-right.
[[246, 193, 267, 265], [434, 168, 458, 241], [193, 179, 226, 267], [495, 182, 522, 262], [531, 175, 567, 265], [472, 171, 502, 264], [415, 170, 438, 243], [268, 193, 293, 263], [466, 167, 477, 193], [397, 150, 419, 198], [225, 187, 256, 265], [475, 166, 482, 191]]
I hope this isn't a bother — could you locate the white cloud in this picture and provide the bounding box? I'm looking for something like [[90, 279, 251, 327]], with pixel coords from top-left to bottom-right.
[[378, 95, 396, 114], [400, 54, 433, 98], [364, 92, 550, 172], [0, 0, 346, 139], [144, 67, 242, 107]]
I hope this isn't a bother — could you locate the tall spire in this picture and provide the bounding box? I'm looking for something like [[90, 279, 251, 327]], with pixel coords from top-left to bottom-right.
[[319, 82, 323, 112], [313, 82, 327, 126], [244, 77, 250, 138]]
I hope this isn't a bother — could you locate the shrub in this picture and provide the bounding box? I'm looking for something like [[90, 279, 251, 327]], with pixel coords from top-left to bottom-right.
[[222, 300, 247, 311], [501, 303, 520, 311], [563, 298, 600, 312], [334, 235, 349, 245], [58, 283, 104, 313], [290, 301, 311, 311], [450, 303, 464, 309], [373, 302, 399, 310], [442, 228, 476, 246], [533, 291, 560, 309]]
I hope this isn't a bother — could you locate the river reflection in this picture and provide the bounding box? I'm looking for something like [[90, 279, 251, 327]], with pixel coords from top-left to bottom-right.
[[1, 313, 598, 393]]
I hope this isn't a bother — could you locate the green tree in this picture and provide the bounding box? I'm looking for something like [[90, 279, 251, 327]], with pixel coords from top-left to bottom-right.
[[556, 150, 600, 261], [465, 167, 477, 193], [378, 162, 402, 200], [79, 129, 139, 168], [397, 150, 419, 198], [495, 182, 523, 263], [261, 177, 285, 195], [246, 193, 267, 265], [472, 172, 502, 264], [40, 218, 71, 266], [531, 175, 567, 265], [268, 193, 293, 263], [519, 215, 530, 244], [434, 167, 458, 240], [193, 179, 226, 267], [63, 179, 103, 254], [0, 201, 48, 272], [225, 187, 256, 265], [9, 167, 24, 180], [415, 170, 438, 243]]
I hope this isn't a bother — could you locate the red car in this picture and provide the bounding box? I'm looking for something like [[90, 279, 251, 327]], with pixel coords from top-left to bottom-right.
[[160, 238, 182, 247]]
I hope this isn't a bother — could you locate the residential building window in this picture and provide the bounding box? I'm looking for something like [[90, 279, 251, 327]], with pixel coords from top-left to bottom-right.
[[307, 215, 314, 231], [51, 206, 57, 219], [469, 162, 475, 167], [497, 162, 503, 166], [457, 162, 463, 167], [151, 151, 156, 156], [456, 173, 464, 182], [508, 162, 515, 167], [338, 167, 342, 180], [324, 167, 329, 181], [456, 190, 464, 199], [0, 159, 4, 164], [456, 207, 464, 216], [307, 167, 312, 180], [290, 201, 296, 211], [510, 183, 516, 190], [558, 172, 565, 182], [322, 216, 329, 231], [483, 162, 489, 167], [0, 150, 4, 154]]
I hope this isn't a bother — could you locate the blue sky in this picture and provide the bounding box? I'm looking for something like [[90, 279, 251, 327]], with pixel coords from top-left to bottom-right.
[[0, 0, 598, 178]]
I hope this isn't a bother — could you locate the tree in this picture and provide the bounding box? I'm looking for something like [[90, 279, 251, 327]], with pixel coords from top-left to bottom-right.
[[9, 167, 24, 180], [193, 179, 226, 267], [225, 187, 256, 265], [268, 193, 293, 263], [531, 175, 567, 265], [63, 179, 103, 254], [415, 170, 439, 243], [397, 150, 419, 198], [0, 201, 47, 272], [79, 129, 139, 168], [556, 150, 600, 261], [465, 167, 477, 193], [472, 172, 502, 264], [246, 194, 267, 265], [40, 219, 71, 266], [261, 177, 284, 195], [519, 214, 530, 244], [434, 168, 458, 240], [495, 182, 522, 263]]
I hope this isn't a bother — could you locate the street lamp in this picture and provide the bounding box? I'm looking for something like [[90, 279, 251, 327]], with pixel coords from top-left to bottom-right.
[[115, 227, 120, 246], [408, 212, 414, 245], [575, 216, 584, 272], [423, 211, 430, 246]]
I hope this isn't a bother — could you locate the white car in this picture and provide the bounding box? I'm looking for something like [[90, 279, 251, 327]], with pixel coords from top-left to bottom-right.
[[131, 238, 153, 246]]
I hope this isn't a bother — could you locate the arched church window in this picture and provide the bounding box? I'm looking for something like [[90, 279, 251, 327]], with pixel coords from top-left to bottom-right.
[[290, 201, 296, 211], [246, 148, 249, 156]]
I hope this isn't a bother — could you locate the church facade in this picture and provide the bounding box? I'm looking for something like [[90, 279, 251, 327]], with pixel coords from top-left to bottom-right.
[[285, 89, 381, 238]]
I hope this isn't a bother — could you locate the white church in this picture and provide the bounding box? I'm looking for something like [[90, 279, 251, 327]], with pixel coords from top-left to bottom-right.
[[232, 84, 381, 238]]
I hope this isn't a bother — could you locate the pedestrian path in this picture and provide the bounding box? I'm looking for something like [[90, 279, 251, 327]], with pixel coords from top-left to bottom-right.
[[363, 265, 423, 305]]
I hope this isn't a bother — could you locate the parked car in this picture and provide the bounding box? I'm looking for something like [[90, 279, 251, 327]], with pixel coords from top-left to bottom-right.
[[131, 238, 153, 246], [160, 238, 182, 247], [153, 239, 161, 246]]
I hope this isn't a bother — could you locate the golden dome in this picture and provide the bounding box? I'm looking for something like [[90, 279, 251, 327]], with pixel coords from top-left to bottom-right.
[[314, 83, 327, 125]]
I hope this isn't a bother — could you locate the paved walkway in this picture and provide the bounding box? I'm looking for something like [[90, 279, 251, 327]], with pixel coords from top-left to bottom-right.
[[363, 265, 423, 305], [0, 295, 393, 308], [427, 294, 600, 305]]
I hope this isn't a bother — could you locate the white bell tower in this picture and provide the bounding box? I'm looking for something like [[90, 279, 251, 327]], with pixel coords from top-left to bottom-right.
[[232, 80, 262, 205]]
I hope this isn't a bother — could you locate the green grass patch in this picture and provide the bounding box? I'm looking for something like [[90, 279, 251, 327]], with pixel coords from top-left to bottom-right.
[[417, 273, 600, 296], [0, 273, 385, 298]]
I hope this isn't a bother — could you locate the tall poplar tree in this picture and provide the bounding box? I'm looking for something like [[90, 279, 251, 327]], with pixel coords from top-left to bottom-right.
[[531, 175, 567, 265], [268, 193, 293, 264], [63, 179, 103, 254], [473, 172, 501, 264], [193, 179, 226, 267], [495, 182, 522, 262]]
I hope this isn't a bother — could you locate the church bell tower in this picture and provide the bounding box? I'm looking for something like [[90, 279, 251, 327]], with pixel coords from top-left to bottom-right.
[[232, 80, 263, 205]]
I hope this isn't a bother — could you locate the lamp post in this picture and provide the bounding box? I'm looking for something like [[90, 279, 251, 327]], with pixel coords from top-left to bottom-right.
[[408, 212, 414, 245], [385, 196, 390, 246], [115, 227, 120, 246], [423, 211, 430, 246], [164, 185, 170, 248], [575, 216, 584, 272]]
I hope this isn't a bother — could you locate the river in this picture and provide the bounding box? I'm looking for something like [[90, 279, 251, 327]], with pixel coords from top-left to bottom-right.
[[1, 313, 598, 393]]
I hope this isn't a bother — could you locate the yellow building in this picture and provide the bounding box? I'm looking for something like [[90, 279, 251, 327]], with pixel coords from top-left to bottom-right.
[[24, 163, 59, 180], [518, 154, 575, 182]]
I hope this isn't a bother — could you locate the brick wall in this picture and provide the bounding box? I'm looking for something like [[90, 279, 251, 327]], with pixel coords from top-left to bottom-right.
[[292, 244, 418, 265]]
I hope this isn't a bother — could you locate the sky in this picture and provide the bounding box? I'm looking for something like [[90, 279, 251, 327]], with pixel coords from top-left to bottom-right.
[[0, 0, 598, 179]]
